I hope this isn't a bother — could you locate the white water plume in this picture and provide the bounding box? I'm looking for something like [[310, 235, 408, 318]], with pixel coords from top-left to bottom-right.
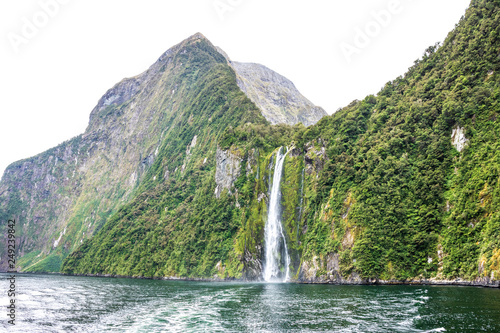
[[263, 147, 290, 282]]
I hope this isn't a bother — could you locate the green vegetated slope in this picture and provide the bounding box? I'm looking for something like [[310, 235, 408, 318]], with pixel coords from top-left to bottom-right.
[[0, 33, 265, 273], [62, 40, 268, 278], [65, 0, 499, 282], [299, 0, 500, 282]]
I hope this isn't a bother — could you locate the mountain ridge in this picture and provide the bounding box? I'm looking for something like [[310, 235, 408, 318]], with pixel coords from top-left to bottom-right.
[[0, 31, 323, 273]]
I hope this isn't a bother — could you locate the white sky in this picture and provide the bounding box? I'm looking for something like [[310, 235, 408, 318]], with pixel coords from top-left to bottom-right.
[[0, 0, 471, 177]]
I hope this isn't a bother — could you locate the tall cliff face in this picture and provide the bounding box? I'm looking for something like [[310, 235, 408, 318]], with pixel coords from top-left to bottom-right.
[[0, 33, 267, 272], [62, 0, 500, 285]]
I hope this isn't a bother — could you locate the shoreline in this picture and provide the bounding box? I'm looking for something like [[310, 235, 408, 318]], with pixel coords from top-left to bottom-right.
[[3, 271, 498, 288]]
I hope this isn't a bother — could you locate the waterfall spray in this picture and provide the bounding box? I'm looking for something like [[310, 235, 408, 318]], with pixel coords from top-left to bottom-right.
[[263, 147, 290, 282]]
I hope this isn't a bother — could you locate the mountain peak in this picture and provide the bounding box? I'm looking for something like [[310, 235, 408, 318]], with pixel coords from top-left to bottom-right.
[[155, 32, 212, 65], [189, 32, 207, 41]]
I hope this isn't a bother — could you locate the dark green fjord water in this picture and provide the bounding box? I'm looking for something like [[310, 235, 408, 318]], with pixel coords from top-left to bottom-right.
[[1, 273, 499, 332]]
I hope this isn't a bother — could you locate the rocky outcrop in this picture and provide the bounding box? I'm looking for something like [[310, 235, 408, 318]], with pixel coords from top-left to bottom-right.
[[451, 125, 468, 152], [214, 147, 242, 198], [242, 246, 264, 280], [304, 139, 327, 175], [298, 254, 364, 284], [297, 253, 500, 287]]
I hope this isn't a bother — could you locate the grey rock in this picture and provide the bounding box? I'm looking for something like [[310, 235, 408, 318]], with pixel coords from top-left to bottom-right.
[[451, 125, 468, 152], [216, 47, 327, 126], [304, 140, 327, 175], [214, 147, 242, 198]]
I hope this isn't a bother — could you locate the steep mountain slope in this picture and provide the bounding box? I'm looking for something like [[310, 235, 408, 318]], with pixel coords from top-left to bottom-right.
[[278, 0, 499, 284], [216, 47, 327, 126], [231, 62, 327, 126], [63, 0, 499, 285], [0, 33, 269, 272]]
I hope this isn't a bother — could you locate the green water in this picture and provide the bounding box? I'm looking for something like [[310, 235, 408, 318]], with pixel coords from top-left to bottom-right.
[[1, 273, 499, 332]]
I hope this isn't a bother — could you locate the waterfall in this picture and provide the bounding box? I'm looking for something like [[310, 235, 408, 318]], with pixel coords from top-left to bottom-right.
[[263, 147, 290, 282]]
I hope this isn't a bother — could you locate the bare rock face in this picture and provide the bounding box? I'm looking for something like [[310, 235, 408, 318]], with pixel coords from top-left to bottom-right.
[[298, 254, 364, 284], [304, 139, 327, 175], [451, 125, 468, 152], [216, 47, 327, 126], [214, 147, 242, 198], [232, 62, 327, 126], [242, 246, 263, 280], [299, 254, 337, 283]]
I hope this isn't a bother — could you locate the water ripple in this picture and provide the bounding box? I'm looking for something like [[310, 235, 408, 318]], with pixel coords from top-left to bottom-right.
[[1, 274, 499, 332]]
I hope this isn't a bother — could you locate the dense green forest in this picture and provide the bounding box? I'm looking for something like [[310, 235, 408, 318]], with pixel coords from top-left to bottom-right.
[[63, 0, 500, 283]]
